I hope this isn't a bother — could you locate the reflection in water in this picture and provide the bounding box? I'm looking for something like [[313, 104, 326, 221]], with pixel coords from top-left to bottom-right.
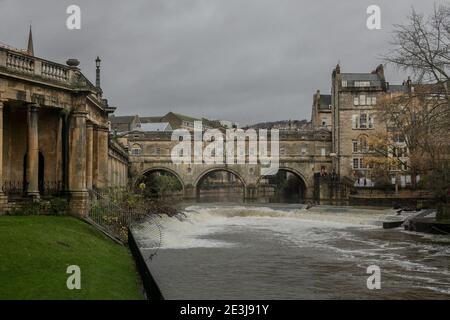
[[197, 170, 244, 203], [133, 204, 450, 299]]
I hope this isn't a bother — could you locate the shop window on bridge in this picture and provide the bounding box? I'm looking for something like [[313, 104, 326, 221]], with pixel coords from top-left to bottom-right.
[[152, 147, 161, 155], [300, 147, 308, 155], [131, 144, 142, 156]]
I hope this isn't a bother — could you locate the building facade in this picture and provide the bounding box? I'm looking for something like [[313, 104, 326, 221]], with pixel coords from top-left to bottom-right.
[[0, 33, 127, 216], [311, 64, 417, 188]]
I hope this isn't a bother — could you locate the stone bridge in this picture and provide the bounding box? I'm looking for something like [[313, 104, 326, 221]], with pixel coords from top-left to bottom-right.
[[124, 130, 333, 201]]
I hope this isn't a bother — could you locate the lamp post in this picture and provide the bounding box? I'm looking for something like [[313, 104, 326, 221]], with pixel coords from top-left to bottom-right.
[[95, 56, 101, 89]]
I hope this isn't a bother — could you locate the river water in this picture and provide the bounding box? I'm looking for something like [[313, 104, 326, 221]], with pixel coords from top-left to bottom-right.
[[133, 204, 450, 299]]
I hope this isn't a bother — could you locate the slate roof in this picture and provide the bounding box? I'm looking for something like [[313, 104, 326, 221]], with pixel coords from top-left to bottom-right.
[[140, 116, 163, 123], [172, 113, 200, 122], [341, 73, 383, 87], [140, 122, 172, 132], [109, 115, 137, 124], [388, 85, 408, 93]]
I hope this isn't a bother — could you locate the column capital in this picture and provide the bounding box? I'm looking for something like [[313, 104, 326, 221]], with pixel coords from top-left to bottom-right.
[[72, 110, 88, 118], [27, 103, 40, 112], [94, 125, 109, 132]]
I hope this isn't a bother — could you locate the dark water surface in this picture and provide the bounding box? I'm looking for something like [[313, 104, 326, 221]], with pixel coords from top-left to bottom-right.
[[133, 204, 450, 299]]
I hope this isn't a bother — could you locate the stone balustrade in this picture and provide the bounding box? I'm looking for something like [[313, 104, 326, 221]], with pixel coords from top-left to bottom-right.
[[6, 51, 34, 73], [0, 47, 72, 85], [42, 62, 68, 81]]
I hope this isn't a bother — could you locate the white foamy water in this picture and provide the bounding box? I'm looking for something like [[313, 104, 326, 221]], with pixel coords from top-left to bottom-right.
[[134, 205, 388, 249], [132, 204, 450, 299]]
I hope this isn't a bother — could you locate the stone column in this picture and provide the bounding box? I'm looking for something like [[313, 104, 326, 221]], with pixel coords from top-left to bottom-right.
[[27, 104, 40, 199], [123, 163, 128, 187], [107, 157, 111, 187], [111, 158, 115, 187], [113, 159, 117, 187], [122, 163, 126, 187], [92, 127, 99, 188], [55, 113, 63, 185], [68, 110, 88, 216], [95, 126, 109, 189], [120, 162, 123, 187], [0, 101, 7, 212], [86, 123, 94, 190]]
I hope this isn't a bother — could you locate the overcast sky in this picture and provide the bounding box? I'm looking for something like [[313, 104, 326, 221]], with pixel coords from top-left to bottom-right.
[[0, 0, 445, 125]]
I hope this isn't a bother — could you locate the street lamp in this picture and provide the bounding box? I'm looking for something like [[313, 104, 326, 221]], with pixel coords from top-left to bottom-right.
[[95, 56, 101, 89]]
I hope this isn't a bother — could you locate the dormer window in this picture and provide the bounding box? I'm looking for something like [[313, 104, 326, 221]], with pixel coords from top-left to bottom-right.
[[354, 81, 371, 87]]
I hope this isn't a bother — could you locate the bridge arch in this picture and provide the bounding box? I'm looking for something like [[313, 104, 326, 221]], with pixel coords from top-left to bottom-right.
[[256, 166, 308, 185], [194, 167, 247, 188], [135, 166, 185, 191], [194, 167, 247, 202], [256, 167, 308, 203]]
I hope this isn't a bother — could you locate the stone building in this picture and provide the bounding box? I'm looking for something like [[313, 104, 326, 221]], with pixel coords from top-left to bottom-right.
[[313, 64, 414, 187], [311, 90, 332, 130], [245, 119, 310, 131], [329, 64, 386, 180], [0, 31, 126, 215], [109, 115, 141, 133], [141, 112, 223, 131]]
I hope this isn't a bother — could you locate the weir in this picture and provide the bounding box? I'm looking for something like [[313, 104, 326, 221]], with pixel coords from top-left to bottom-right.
[[132, 204, 450, 299]]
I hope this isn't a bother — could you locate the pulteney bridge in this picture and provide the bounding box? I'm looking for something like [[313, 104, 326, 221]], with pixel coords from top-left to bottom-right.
[[123, 129, 333, 202]]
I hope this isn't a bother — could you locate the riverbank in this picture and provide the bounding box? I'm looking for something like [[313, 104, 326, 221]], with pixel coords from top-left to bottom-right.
[[0, 216, 143, 299]]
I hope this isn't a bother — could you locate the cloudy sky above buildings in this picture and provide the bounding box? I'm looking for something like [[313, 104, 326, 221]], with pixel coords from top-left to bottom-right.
[[0, 0, 445, 125]]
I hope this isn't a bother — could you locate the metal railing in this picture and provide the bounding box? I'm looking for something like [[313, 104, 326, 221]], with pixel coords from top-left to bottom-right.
[[87, 189, 162, 254], [2, 180, 63, 198]]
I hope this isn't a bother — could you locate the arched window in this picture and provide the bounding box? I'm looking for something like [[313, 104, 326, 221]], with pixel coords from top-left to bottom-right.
[[131, 144, 142, 156]]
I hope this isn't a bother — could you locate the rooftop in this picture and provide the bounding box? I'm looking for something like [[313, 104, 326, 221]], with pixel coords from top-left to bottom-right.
[[140, 122, 172, 132]]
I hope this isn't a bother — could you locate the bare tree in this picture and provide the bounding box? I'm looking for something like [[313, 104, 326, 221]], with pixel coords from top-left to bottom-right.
[[385, 4, 450, 96], [382, 4, 450, 218]]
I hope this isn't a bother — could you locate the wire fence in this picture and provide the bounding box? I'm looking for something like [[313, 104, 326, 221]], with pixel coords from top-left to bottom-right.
[[86, 189, 162, 254]]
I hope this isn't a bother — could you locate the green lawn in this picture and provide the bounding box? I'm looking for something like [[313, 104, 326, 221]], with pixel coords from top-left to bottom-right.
[[0, 215, 143, 300]]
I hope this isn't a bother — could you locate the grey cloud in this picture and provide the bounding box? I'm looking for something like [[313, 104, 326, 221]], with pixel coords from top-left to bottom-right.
[[0, 0, 444, 125]]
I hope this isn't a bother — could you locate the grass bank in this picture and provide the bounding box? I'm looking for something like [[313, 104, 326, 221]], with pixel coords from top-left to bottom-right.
[[0, 215, 143, 300]]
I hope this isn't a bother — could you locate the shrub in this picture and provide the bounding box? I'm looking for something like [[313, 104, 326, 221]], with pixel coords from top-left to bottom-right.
[[9, 201, 42, 216], [8, 197, 69, 216], [48, 197, 70, 215]]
